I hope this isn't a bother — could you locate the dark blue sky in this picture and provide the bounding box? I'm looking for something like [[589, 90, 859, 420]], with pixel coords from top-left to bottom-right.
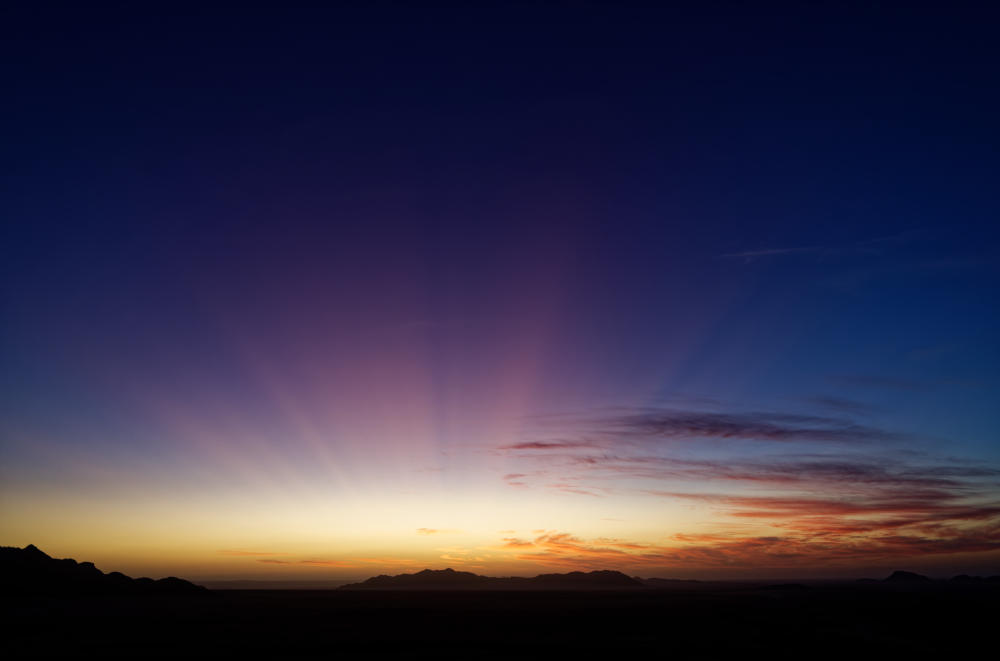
[[1, 3, 998, 576]]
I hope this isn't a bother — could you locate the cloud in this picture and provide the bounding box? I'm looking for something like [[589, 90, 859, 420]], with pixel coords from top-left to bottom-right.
[[582, 454, 990, 491], [631, 473, 1000, 563], [720, 229, 933, 264], [417, 528, 461, 535], [255, 558, 356, 567], [500, 406, 998, 504], [806, 396, 880, 415], [498, 406, 999, 529], [914, 466, 1000, 477], [508, 408, 903, 451], [494, 403, 1000, 570], [298, 559, 361, 567], [501, 538, 534, 548], [219, 550, 288, 557], [547, 482, 603, 496], [654, 491, 1000, 524], [591, 409, 900, 444], [500, 441, 596, 450], [494, 521, 1000, 570]]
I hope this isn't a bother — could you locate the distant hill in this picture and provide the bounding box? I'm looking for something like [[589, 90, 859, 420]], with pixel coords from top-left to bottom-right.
[[0, 544, 206, 595], [884, 570, 931, 583], [950, 574, 1000, 584], [339, 567, 644, 590]]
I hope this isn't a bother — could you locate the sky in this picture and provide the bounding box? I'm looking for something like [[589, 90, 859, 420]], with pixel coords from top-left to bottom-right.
[[1, 3, 999, 582]]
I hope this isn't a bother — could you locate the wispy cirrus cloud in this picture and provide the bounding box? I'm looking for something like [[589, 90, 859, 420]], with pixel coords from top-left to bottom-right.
[[652, 491, 1000, 529], [494, 403, 1000, 569], [589, 409, 901, 444], [806, 396, 880, 415], [494, 522, 1000, 571], [500, 537, 535, 548], [492, 453, 1000, 568], [547, 482, 603, 497], [513, 408, 903, 449], [255, 558, 358, 567], [499, 441, 597, 450], [499, 408, 989, 500], [502, 473, 530, 488], [568, 454, 997, 491], [720, 229, 934, 264]]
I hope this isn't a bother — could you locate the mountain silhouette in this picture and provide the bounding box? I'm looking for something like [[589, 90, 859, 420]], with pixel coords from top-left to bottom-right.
[[344, 568, 491, 589], [339, 568, 644, 590], [0, 544, 206, 595], [884, 570, 931, 583], [950, 574, 1000, 584]]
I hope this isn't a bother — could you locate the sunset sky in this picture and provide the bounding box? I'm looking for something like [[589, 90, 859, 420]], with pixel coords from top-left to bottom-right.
[[2, 4, 998, 582]]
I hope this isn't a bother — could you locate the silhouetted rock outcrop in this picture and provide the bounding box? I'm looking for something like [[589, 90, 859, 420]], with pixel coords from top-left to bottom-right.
[[951, 574, 980, 583], [344, 568, 492, 590], [529, 570, 643, 589], [884, 570, 931, 583], [339, 568, 643, 590], [0, 544, 206, 595], [950, 574, 1000, 584]]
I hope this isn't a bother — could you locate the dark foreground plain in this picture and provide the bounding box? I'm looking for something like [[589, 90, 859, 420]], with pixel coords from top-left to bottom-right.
[[4, 546, 997, 658], [7, 581, 998, 658]]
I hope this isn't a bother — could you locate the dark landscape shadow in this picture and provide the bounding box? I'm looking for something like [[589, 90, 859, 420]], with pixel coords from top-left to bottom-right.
[[4, 545, 997, 658]]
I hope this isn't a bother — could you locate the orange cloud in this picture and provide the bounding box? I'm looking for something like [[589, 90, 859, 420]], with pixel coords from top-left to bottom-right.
[[298, 559, 361, 567], [501, 537, 534, 548], [493, 521, 1000, 571]]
